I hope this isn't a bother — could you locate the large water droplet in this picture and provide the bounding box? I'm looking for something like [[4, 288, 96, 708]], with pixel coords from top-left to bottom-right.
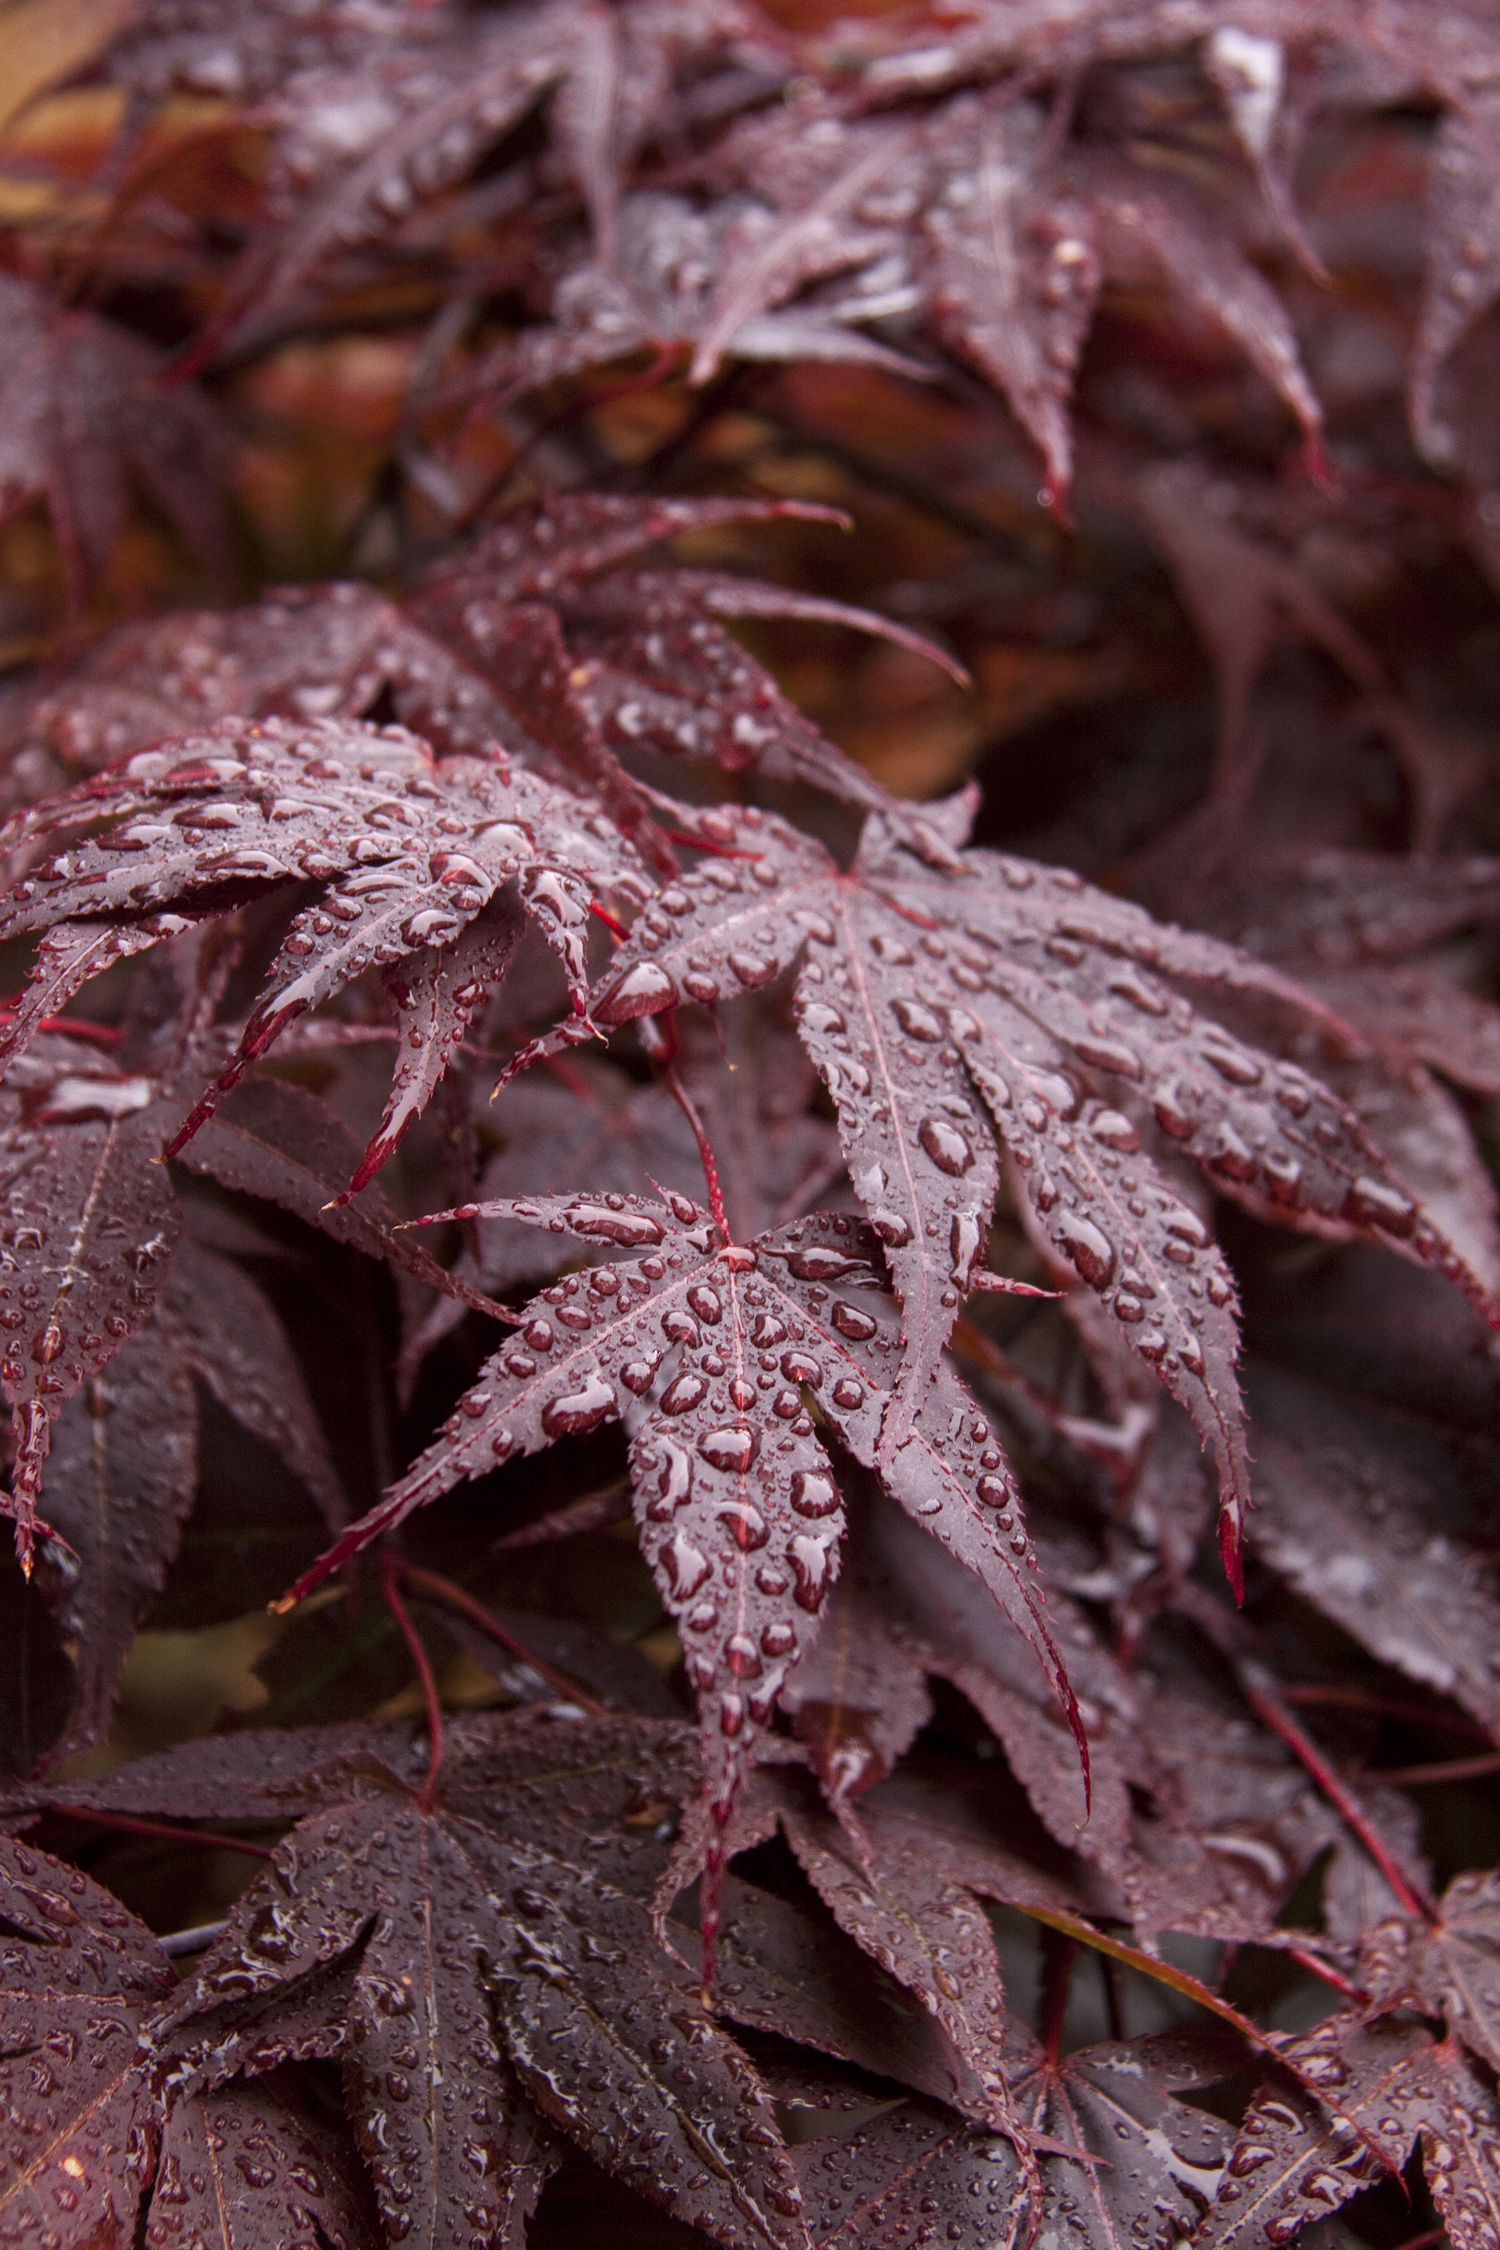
[[729, 951, 776, 987], [660, 1371, 708, 1416], [698, 1425, 756, 1473], [830, 1301, 877, 1341], [918, 1115, 974, 1175], [664, 1534, 712, 1598], [890, 997, 945, 1041], [799, 1002, 847, 1038], [1054, 1209, 1116, 1288], [724, 1633, 762, 1678], [718, 1501, 768, 1550], [790, 1470, 838, 1518], [1344, 1176, 1416, 1237], [788, 1534, 834, 1611], [596, 961, 676, 1023], [540, 1376, 616, 1440], [567, 1202, 664, 1246], [686, 1284, 723, 1325]]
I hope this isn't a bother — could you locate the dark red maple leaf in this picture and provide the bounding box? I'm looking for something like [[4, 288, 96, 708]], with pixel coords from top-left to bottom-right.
[[0, 1830, 375, 2250], [563, 790, 1486, 1580], [7, 1709, 813, 2250], [34, 1233, 345, 1762], [1198, 2010, 1500, 2250], [788, 2025, 1238, 2250], [0, 274, 227, 616], [276, 1196, 1079, 1970], [170, 0, 771, 363], [0, 714, 650, 1193], [0, 1035, 178, 1569], [407, 491, 967, 847]]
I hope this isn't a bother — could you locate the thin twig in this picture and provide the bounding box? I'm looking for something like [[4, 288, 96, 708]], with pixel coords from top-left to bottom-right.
[[1377, 1750, 1500, 1785], [662, 1061, 731, 1242], [380, 1550, 445, 1812], [1239, 1666, 1436, 1921], [400, 1562, 610, 1717], [48, 1807, 275, 1860]]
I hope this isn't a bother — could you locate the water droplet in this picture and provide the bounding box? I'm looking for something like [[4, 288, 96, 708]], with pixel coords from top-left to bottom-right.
[[1089, 1107, 1140, 1152], [891, 997, 945, 1041], [660, 1371, 708, 1415], [1344, 1176, 1416, 1236], [1151, 1084, 1197, 1139], [1054, 1210, 1116, 1288], [871, 1209, 913, 1246], [830, 1301, 877, 1341], [724, 1633, 762, 1677], [729, 951, 776, 987], [645, 1436, 693, 1516], [799, 1002, 847, 1038], [596, 960, 677, 1021], [567, 1202, 664, 1246], [718, 1502, 768, 1550], [621, 1353, 661, 1393], [830, 1378, 864, 1411], [781, 1351, 822, 1385], [664, 1535, 712, 1598], [698, 1425, 756, 1473], [918, 1115, 975, 1175], [790, 1469, 839, 1518], [788, 1534, 834, 1610], [541, 1374, 616, 1437], [761, 1621, 796, 1656], [686, 1284, 723, 1325]]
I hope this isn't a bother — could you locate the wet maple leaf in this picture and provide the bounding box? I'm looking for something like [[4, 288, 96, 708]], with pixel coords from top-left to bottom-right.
[[0, 1035, 178, 1570], [1360, 1870, 1500, 2075], [184, 0, 767, 361], [790, 2025, 1237, 2250], [0, 274, 227, 615], [408, 491, 966, 845], [277, 1198, 1078, 1967], [9, 1709, 812, 2250], [1200, 2011, 1500, 2250], [0, 583, 522, 813], [1243, 1359, 1500, 1742], [0, 1830, 374, 2250], [572, 789, 1482, 1578], [35, 1235, 345, 1761], [0, 714, 650, 1191]]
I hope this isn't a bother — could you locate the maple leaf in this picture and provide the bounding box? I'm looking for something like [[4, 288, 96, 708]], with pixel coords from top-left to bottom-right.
[[0, 714, 651, 1191], [0, 583, 524, 814], [188, 0, 766, 361], [1242, 1359, 1500, 1741], [0, 1035, 178, 1569], [10, 1709, 812, 2250], [570, 789, 1481, 1577], [34, 1235, 345, 1760], [403, 1002, 839, 1380], [0, 274, 226, 615], [276, 1198, 1078, 1964], [636, 72, 1326, 509], [789, 2025, 1237, 2250], [826, 1486, 1353, 1948], [1199, 2010, 1500, 2250], [408, 491, 967, 845], [0, 1829, 374, 2250], [463, 186, 935, 413], [1360, 1870, 1500, 2075]]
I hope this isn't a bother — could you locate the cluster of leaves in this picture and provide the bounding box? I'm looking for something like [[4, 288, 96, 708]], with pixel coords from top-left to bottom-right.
[[1, 0, 1500, 2246]]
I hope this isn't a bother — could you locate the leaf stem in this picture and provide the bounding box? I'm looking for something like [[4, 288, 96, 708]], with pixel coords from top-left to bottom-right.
[[1040, 1931, 1078, 2062], [662, 1061, 732, 1243], [399, 1562, 609, 1716], [380, 1550, 445, 1812], [1238, 1665, 1436, 1922], [47, 1806, 276, 1860], [1376, 1750, 1500, 1785]]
